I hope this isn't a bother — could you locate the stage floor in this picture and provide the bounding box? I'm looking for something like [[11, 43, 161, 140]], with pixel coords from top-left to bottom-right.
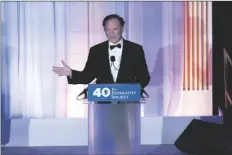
[[2, 145, 187, 155]]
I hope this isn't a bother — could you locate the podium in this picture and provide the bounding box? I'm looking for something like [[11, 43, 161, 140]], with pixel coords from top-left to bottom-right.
[[84, 84, 145, 155]]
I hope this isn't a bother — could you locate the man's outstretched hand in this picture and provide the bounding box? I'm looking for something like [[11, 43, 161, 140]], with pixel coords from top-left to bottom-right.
[[52, 60, 72, 77]]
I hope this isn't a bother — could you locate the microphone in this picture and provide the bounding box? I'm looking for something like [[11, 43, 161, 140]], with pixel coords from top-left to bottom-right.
[[109, 56, 149, 99], [76, 79, 97, 100], [110, 55, 116, 62], [110, 55, 119, 70], [76, 78, 113, 101], [76, 88, 88, 100]]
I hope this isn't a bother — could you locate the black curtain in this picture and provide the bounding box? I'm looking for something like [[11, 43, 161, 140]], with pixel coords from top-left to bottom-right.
[[212, 2, 232, 115]]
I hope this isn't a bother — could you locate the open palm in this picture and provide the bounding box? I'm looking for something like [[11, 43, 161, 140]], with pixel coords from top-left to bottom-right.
[[52, 60, 72, 77]]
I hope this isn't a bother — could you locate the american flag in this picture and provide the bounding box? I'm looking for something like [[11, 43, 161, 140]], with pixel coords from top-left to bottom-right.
[[183, 2, 212, 91]]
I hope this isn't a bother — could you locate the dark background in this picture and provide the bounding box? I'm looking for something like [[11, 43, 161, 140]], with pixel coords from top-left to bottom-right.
[[213, 2, 232, 115]]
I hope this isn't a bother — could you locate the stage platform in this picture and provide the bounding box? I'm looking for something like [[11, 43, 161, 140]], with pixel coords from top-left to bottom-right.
[[2, 145, 187, 155], [1, 116, 223, 155]]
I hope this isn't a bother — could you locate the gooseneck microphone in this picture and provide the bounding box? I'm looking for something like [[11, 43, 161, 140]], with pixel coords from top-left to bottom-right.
[[76, 88, 88, 100], [110, 56, 118, 70], [110, 55, 149, 98], [110, 55, 116, 62]]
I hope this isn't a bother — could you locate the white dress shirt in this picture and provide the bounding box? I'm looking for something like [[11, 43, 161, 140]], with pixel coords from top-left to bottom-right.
[[108, 39, 123, 82]]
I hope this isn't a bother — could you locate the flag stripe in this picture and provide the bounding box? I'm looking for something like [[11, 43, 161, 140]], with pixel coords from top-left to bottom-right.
[[206, 2, 209, 89], [183, 2, 187, 90], [201, 2, 204, 90], [187, 2, 191, 90], [191, 2, 195, 90], [197, 2, 200, 90]]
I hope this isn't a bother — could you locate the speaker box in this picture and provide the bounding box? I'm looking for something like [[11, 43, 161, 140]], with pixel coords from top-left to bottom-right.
[[174, 119, 230, 155]]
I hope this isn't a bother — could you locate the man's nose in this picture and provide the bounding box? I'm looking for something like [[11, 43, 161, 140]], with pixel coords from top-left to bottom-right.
[[109, 31, 114, 36]]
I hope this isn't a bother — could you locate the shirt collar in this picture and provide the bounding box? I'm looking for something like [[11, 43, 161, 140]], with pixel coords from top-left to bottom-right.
[[108, 38, 123, 47]]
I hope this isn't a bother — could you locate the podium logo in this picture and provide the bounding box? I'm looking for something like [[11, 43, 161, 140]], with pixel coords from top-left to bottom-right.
[[93, 87, 111, 98]]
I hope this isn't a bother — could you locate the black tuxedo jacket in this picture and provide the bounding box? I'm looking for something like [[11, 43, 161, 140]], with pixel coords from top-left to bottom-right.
[[67, 39, 150, 89]]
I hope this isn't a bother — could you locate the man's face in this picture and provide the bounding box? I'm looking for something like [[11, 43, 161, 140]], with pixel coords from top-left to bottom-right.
[[104, 18, 123, 44]]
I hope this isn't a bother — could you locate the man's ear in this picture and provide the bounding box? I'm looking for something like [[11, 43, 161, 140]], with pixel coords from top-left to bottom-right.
[[121, 26, 124, 33]]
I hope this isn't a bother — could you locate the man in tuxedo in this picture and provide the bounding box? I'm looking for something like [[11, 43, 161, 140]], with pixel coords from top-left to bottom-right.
[[52, 14, 150, 91], [53, 14, 150, 154]]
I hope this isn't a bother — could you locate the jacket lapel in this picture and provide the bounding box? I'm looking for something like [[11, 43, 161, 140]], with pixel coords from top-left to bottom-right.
[[116, 39, 129, 83], [102, 41, 115, 83]]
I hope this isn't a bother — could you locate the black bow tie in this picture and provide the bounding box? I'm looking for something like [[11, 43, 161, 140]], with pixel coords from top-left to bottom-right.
[[110, 44, 121, 50]]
